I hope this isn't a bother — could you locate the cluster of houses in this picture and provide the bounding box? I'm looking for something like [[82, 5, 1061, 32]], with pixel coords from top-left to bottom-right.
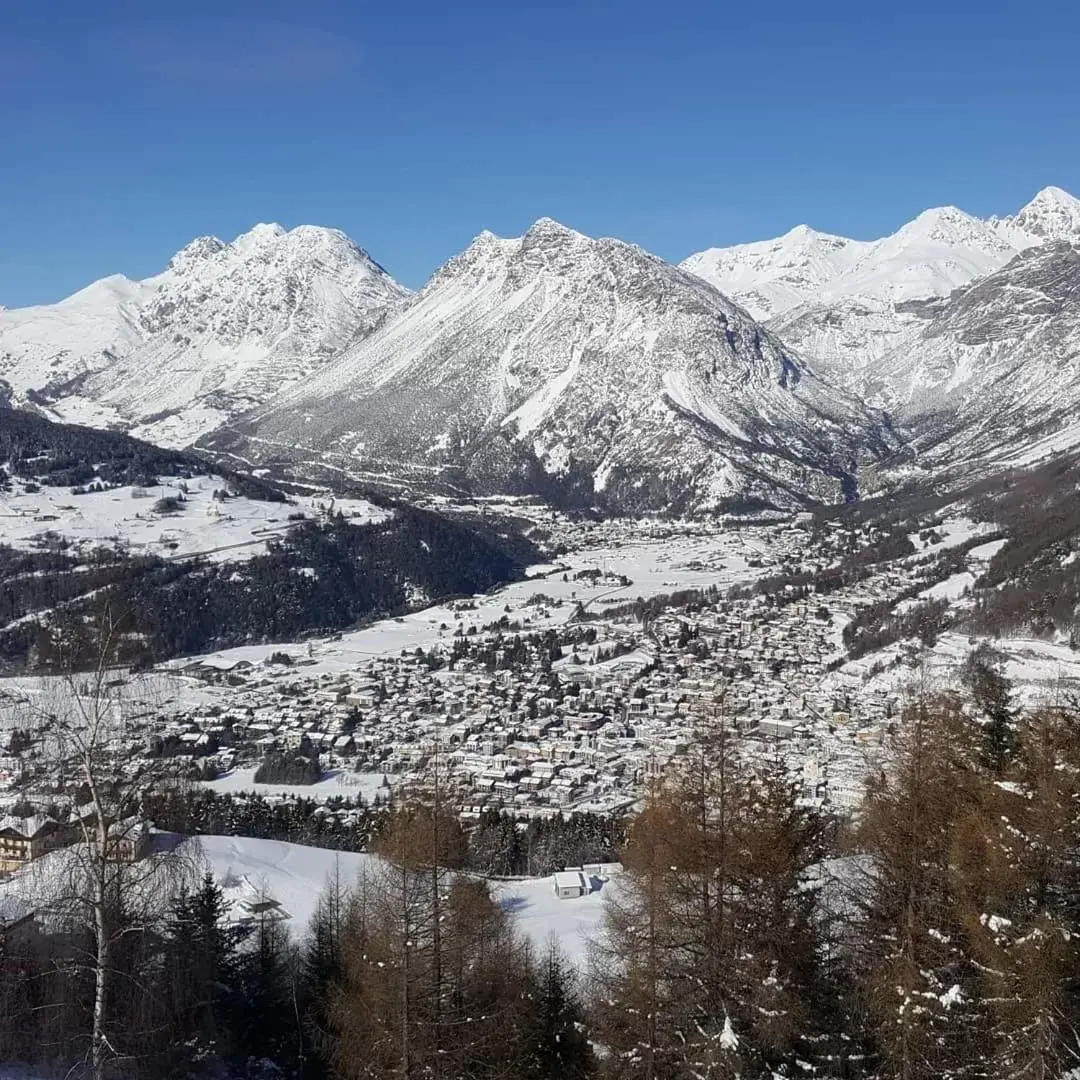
[[0, 810, 151, 875], [127, 583, 910, 817], [0, 512, 980, 843]]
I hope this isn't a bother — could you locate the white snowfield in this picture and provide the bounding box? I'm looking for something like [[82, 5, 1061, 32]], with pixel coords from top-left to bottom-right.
[[830, 630, 1080, 710], [192, 835, 612, 962], [0, 476, 387, 565], [201, 766, 390, 804]]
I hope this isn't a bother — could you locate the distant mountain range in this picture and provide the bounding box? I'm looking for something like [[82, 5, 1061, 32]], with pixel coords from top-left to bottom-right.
[[205, 218, 893, 514], [3, 187, 1080, 513], [683, 187, 1080, 394], [682, 187, 1080, 319]]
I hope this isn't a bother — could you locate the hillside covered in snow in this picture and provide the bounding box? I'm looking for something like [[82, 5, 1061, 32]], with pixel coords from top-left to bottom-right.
[[0, 223, 409, 447], [683, 186, 1080, 384], [3, 187, 1080, 518], [206, 218, 896, 515]]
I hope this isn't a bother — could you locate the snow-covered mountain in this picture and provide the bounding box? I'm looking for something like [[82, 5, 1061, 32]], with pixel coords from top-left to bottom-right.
[[682, 187, 1080, 381], [0, 224, 409, 446], [679, 226, 872, 322], [207, 218, 896, 514], [992, 185, 1080, 244], [870, 241, 1080, 476]]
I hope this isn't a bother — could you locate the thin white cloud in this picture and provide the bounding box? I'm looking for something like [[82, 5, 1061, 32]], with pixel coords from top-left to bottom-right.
[[91, 17, 361, 88]]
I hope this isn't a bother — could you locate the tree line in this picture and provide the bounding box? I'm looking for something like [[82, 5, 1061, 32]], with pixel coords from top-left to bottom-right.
[[147, 787, 624, 877], [0, 508, 536, 673]]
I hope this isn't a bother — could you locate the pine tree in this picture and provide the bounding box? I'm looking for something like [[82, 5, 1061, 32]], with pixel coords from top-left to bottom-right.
[[960, 645, 1018, 777], [524, 939, 594, 1080], [300, 861, 352, 1079], [234, 909, 297, 1071], [163, 871, 246, 1073], [589, 791, 684, 1080]]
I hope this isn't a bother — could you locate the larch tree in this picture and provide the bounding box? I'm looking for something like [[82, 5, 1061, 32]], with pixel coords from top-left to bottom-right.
[[851, 695, 989, 1080], [589, 791, 686, 1080], [591, 723, 829, 1080], [951, 706, 1080, 1080], [331, 747, 539, 1080]]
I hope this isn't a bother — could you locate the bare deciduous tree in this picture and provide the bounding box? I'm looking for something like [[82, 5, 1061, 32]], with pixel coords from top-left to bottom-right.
[[1, 606, 190, 1080]]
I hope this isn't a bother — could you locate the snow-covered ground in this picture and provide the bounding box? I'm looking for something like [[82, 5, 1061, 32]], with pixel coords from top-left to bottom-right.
[[895, 571, 976, 613], [0, 832, 614, 965], [201, 767, 391, 804], [908, 515, 994, 553], [0, 477, 387, 563], [492, 872, 610, 962], [166, 527, 771, 677], [191, 834, 374, 927], [826, 631, 1080, 708], [191, 835, 612, 960]]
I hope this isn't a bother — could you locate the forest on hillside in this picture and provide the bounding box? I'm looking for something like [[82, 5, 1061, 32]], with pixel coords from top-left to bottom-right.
[[0, 507, 536, 671], [0, 405, 284, 499], [0, 408, 538, 671], [4, 652, 1080, 1080]]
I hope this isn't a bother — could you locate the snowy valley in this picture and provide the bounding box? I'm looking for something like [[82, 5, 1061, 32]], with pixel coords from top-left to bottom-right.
[[4, 185, 1080, 1080]]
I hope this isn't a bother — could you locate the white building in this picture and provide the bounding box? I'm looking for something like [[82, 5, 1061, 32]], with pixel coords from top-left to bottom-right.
[[552, 869, 591, 900]]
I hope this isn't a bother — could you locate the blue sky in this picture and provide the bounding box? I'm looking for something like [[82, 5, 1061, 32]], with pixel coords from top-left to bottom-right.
[[2, 0, 1078, 306]]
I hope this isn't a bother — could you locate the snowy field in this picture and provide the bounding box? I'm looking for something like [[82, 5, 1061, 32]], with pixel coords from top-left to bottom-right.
[[0, 476, 387, 563], [167, 526, 773, 676], [191, 835, 612, 961], [0, 833, 614, 965], [907, 515, 995, 553], [201, 766, 391, 803], [826, 631, 1080, 707]]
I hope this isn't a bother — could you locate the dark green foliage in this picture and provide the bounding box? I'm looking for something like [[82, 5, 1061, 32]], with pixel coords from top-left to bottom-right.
[[233, 916, 297, 1069], [0, 405, 284, 499], [154, 495, 184, 514], [465, 809, 624, 878], [255, 737, 322, 786], [162, 874, 247, 1073], [0, 507, 535, 671], [145, 788, 388, 851], [520, 942, 594, 1080], [298, 866, 351, 1079], [960, 644, 1018, 776]]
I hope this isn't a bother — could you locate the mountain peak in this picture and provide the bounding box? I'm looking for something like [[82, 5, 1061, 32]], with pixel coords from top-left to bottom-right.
[[895, 205, 990, 241], [1025, 185, 1078, 209], [1010, 185, 1080, 240], [233, 222, 288, 254], [522, 217, 587, 244], [168, 235, 227, 271], [781, 223, 825, 242]]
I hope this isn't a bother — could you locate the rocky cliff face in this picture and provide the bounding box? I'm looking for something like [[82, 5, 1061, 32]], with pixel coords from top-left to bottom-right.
[[207, 218, 895, 514]]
